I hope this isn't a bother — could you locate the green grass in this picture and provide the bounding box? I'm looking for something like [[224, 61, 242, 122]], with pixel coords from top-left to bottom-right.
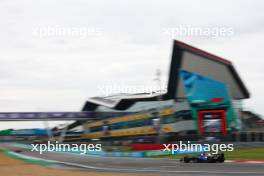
[[223, 148, 264, 160]]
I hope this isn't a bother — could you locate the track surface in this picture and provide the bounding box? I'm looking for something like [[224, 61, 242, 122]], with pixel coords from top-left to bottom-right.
[[2, 143, 264, 176]]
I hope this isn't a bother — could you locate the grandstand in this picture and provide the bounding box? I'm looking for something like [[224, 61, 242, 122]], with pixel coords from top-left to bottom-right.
[[67, 40, 251, 142], [241, 111, 264, 131]]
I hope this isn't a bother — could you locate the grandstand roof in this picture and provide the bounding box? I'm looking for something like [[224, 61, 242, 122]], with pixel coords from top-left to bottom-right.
[[83, 40, 250, 111], [83, 92, 163, 111]]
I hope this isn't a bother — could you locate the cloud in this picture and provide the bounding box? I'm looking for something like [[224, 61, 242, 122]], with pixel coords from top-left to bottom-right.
[[0, 0, 263, 129]]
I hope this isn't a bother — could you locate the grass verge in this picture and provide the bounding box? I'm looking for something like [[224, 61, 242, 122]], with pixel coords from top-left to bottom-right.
[[223, 147, 264, 160]]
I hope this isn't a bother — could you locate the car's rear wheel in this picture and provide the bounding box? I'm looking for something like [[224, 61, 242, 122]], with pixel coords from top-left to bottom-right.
[[183, 156, 190, 163]]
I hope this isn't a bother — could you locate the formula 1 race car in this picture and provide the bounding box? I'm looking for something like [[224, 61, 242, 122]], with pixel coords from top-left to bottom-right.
[[180, 153, 225, 163]]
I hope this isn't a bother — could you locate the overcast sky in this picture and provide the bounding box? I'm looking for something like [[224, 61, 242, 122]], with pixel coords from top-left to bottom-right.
[[0, 0, 263, 130]]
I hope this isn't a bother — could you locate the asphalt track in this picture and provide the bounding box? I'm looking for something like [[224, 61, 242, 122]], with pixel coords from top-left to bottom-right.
[[2, 144, 264, 176]]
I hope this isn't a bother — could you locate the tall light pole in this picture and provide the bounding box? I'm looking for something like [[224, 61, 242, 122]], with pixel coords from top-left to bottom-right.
[[154, 69, 164, 143]]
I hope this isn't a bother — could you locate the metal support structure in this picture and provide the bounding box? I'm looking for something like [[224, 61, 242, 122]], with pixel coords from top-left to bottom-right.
[[0, 111, 132, 121], [58, 122, 70, 143], [43, 120, 53, 141]]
